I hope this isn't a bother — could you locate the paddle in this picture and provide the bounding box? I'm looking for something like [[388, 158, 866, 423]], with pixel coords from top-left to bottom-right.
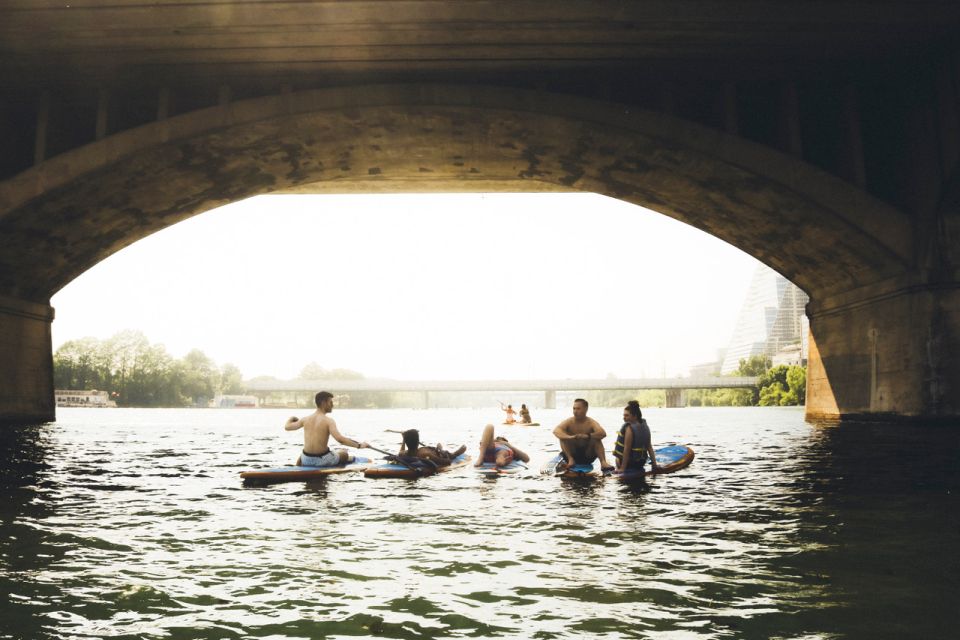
[[364, 443, 428, 473]]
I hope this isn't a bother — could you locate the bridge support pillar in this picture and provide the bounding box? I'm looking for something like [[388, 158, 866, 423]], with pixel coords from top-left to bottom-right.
[[544, 390, 556, 409], [0, 295, 55, 425], [423, 391, 430, 409], [664, 389, 686, 408], [806, 284, 960, 422]]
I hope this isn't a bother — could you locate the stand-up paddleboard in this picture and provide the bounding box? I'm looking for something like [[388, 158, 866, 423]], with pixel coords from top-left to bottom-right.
[[475, 460, 527, 477], [540, 454, 606, 478], [364, 453, 472, 479], [504, 421, 540, 426], [613, 445, 695, 480], [241, 457, 372, 484]]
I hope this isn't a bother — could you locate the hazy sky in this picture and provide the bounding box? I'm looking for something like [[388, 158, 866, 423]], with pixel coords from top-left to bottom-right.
[[50, 193, 762, 381]]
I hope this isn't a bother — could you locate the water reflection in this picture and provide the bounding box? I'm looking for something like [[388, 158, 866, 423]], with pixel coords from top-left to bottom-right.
[[0, 408, 957, 638]]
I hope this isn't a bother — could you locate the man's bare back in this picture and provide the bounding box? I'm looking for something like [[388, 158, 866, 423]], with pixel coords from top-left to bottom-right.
[[286, 411, 338, 454], [284, 392, 368, 465]]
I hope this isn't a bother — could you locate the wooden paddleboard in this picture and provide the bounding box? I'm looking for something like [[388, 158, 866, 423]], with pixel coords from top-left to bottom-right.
[[364, 453, 472, 479], [241, 456, 372, 484]]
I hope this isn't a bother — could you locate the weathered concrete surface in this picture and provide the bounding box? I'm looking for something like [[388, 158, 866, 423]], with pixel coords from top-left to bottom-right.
[[807, 283, 959, 422], [0, 85, 911, 301], [0, 295, 54, 425], [0, 84, 955, 424]]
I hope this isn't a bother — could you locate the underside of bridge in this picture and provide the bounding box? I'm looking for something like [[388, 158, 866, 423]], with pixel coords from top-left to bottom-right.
[[1, 2, 958, 424]]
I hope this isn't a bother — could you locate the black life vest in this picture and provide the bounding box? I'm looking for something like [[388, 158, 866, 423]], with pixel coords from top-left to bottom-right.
[[614, 420, 649, 467]]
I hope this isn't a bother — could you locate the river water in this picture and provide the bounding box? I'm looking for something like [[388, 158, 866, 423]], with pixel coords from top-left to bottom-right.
[[0, 406, 957, 639]]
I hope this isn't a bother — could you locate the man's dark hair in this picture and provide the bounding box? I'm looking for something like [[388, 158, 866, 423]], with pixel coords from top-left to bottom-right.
[[315, 391, 334, 407], [625, 400, 642, 420], [402, 429, 421, 453], [574, 398, 589, 409]]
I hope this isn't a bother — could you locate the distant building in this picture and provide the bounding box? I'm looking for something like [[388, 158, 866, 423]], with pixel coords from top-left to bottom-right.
[[721, 265, 809, 374], [772, 343, 805, 368], [689, 361, 721, 377], [55, 390, 117, 408], [211, 394, 258, 408]]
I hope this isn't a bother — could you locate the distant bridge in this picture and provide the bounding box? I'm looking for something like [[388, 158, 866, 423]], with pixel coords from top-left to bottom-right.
[[244, 377, 759, 408]]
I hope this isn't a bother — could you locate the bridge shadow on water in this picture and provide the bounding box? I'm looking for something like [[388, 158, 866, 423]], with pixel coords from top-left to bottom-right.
[[748, 421, 960, 638]]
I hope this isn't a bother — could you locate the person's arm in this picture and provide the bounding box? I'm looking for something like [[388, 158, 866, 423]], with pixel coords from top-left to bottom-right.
[[284, 416, 302, 431], [552, 420, 577, 441], [617, 426, 632, 474], [647, 442, 658, 470], [328, 420, 368, 449], [587, 422, 607, 441], [507, 443, 530, 463]]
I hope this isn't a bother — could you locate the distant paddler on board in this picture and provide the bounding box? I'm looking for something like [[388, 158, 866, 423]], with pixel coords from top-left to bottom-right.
[[284, 391, 369, 466], [499, 401, 517, 424], [518, 403, 533, 424]]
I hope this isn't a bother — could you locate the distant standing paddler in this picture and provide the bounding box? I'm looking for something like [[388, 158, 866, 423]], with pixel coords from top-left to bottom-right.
[[285, 391, 369, 466]]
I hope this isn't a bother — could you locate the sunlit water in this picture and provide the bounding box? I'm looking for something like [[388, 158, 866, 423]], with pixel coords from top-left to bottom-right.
[[1, 407, 958, 639]]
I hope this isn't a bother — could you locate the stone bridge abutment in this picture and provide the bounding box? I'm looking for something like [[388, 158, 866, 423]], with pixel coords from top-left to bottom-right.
[[0, 84, 956, 423]]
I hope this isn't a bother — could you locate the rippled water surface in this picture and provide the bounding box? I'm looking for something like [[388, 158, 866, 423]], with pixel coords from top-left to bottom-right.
[[1, 407, 958, 639]]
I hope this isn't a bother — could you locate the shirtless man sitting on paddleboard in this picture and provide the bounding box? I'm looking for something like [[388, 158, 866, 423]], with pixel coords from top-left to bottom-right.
[[284, 391, 369, 466], [552, 398, 614, 472]]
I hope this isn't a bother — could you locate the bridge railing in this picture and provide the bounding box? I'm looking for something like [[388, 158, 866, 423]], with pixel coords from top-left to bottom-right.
[[244, 377, 760, 393]]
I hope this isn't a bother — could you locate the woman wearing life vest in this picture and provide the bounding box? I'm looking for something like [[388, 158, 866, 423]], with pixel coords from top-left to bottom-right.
[[613, 401, 659, 474]]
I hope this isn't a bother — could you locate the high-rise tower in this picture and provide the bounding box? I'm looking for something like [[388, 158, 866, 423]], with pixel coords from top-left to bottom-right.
[[720, 265, 809, 374]]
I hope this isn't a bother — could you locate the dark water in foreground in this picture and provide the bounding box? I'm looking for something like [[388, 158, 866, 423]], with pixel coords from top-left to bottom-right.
[[1, 407, 958, 639]]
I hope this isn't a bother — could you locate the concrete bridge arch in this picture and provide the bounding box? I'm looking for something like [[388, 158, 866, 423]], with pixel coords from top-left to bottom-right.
[[0, 84, 953, 423]]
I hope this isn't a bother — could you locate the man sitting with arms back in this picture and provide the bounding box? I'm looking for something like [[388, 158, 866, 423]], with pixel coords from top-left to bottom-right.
[[552, 398, 614, 472], [285, 391, 369, 466]]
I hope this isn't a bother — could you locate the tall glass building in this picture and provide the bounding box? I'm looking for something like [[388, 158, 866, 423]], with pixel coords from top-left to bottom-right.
[[720, 265, 809, 374]]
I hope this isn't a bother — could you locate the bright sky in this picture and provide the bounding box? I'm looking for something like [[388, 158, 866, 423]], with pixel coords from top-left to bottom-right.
[[50, 193, 761, 381]]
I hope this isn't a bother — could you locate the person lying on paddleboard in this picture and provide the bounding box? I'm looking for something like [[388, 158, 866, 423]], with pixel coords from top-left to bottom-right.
[[397, 429, 467, 468], [518, 404, 532, 424], [500, 402, 517, 424], [474, 423, 530, 468], [284, 391, 369, 467], [552, 398, 615, 472], [613, 401, 659, 475]]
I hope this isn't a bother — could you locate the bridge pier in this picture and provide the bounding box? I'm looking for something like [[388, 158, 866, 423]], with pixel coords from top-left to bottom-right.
[[806, 283, 959, 422], [544, 390, 556, 409], [665, 389, 686, 408], [0, 296, 55, 425]]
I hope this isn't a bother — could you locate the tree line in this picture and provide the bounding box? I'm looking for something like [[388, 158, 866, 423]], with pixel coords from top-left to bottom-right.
[[684, 355, 806, 407], [54, 330, 244, 407], [53, 331, 380, 408], [587, 356, 805, 408]]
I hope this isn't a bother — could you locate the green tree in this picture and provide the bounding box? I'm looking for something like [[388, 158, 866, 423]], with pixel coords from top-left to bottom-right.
[[178, 349, 220, 406], [220, 363, 245, 395], [298, 362, 329, 380], [54, 337, 112, 391], [786, 365, 807, 405], [757, 363, 806, 406]]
